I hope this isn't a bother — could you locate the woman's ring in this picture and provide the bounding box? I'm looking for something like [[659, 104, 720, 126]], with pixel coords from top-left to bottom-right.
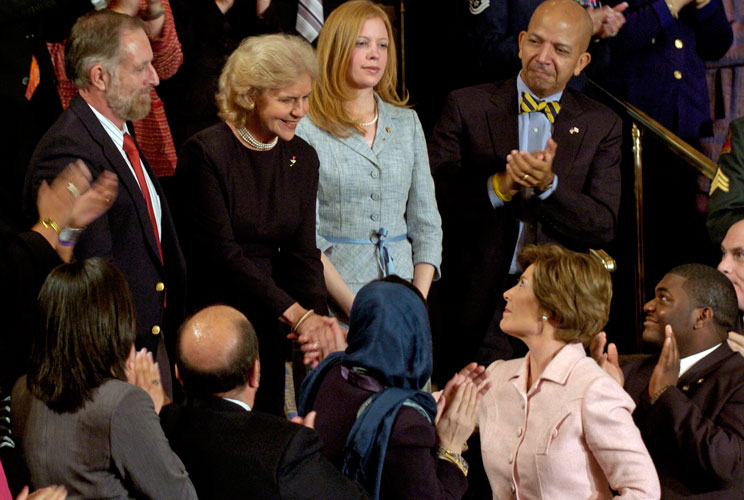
[[523, 174, 530, 181], [67, 182, 80, 199], [151, 379, 160, 386]]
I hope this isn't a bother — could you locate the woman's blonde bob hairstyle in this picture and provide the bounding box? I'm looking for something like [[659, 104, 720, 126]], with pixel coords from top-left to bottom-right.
[[216, 33, 318, 129], [309, 0, 407, 137], [517, 244, 612, 346]]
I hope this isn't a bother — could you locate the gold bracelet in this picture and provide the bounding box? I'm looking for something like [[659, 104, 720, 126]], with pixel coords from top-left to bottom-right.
[[436, 446, 469, 477], [650, 384, 673, 405], [38, 218, 61, 235], [492, 175, 512, 202], [292, 309, 315, 332]]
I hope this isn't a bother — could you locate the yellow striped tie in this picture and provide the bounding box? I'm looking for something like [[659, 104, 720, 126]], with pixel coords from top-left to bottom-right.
[[520, 92, 561, 124]]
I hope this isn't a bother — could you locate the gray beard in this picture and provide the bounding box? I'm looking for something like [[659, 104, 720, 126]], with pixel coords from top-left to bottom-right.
[[106, 79, 152, 122]]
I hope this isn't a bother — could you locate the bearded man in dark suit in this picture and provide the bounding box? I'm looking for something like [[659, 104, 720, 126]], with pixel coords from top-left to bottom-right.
[[23, 10, 186, 396], [160, 305, 369, 500], [429, 0, 622, 383]]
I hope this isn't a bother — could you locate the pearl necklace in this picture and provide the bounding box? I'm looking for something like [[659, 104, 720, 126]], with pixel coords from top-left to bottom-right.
[[359, 111, 379, 127], [359, 101, 379, 127], [237, 127, 278, 150]]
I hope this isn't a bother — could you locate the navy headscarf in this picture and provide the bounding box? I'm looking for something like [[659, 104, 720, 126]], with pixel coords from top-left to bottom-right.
[[298, 280, 437, 499]]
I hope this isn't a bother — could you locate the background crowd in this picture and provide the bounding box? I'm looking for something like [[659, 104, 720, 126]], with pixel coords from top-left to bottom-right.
[[1, 0, 743, 499]]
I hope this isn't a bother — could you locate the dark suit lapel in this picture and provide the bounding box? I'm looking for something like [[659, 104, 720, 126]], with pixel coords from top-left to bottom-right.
[[551, 90, 586, 178], [678, 343, 735, 388], [487, 79, 519, 162], [70, 96, 163, 267]]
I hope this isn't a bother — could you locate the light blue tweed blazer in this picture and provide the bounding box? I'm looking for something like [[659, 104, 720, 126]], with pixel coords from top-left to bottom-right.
[[296, 95, 442, 294]]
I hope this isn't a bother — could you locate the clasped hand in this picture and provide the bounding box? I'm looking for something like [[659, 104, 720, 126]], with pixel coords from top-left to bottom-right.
[[500, 138, 558, 196], [287, 313, 347, 368]]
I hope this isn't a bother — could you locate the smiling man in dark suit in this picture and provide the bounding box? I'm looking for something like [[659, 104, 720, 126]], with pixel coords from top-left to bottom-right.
[[429, 0, 622, 381], [160, 305, 368, 500], [23, 10, 186, 396], [594, 264, 744, 498]]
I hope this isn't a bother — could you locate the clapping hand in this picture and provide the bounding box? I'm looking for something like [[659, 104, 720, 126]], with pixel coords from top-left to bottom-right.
[[590, 331, 624, 386], [15, 485, 67, 500], [435, 375, 480, 453], [127, 348, 167, 413], [506, 138, 558, 191], [648, 325, 680, 401]]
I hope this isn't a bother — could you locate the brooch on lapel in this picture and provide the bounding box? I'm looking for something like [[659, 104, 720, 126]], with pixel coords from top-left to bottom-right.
[[289, 155, 296, 167], [569, 127, 579, 135]]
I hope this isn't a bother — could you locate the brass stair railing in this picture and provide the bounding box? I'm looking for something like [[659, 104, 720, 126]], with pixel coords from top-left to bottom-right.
[[588, 80, 718, 343]]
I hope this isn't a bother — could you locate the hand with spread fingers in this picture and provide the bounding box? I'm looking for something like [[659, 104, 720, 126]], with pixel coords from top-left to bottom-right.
[[506, 138, 558, 191], [590, 331, 625, 386], [728, 331, 744, 356], [69, 169, 118, 229], [648, 325, 680, 402], [16, 485, 68, 500], [130, 348, 167, 413], [36, 160, 93, 234]]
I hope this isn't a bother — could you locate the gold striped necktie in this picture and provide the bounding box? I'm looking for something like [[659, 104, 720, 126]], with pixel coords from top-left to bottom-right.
[[520, 92, 561, 124]]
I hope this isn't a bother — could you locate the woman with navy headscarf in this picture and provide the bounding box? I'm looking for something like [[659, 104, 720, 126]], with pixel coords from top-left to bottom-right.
[[298, 278, 484, 500]]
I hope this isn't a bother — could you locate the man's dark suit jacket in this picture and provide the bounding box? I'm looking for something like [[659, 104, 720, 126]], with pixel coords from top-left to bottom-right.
[[623, 343, 744, 498], [23, 94, 186, 358], [159, 396, 369, 500], [428, 76, 621, 379]]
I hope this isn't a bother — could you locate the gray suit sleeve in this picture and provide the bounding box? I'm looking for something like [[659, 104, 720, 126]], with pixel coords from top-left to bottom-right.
[[110, 386, 198, 500]]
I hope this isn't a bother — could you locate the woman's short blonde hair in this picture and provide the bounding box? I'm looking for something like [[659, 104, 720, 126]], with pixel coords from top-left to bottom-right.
[[309, 0, 407, 137], [518, 245, 612, 346], [216, 34, 318, 128]]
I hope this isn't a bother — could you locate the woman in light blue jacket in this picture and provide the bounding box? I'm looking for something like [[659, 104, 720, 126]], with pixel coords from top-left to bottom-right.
[[296, 0, 442, 320]]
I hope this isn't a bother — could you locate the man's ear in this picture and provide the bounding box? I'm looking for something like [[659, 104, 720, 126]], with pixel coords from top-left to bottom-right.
[[573, 52, 591, 76], [89, 63, 108, 92], [248, 359, 260, 389], [517, 31, 527, 59], [693, 306, 714, 330]]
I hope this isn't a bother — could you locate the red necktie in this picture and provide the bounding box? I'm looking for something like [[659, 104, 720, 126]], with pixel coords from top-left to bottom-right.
[[122, 133, 163, 262]]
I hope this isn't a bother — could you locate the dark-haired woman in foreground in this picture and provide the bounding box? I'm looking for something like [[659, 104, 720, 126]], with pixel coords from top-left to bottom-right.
[[11, 258, 196, 499]]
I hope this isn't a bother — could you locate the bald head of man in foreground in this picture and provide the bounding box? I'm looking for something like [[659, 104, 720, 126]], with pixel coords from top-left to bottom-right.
[[175, 305, 260, 407], [162, 305, 370, 500]]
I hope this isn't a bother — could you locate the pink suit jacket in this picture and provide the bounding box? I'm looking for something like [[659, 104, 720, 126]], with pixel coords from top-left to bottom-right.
[[478, 342, 660, 500]]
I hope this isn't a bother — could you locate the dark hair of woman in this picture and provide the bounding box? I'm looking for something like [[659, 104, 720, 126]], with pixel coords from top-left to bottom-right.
[[28, 258, 136, 413]]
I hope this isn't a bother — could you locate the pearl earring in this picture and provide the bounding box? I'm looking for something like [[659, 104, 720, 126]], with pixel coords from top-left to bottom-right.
[[542, 315, 548, 321]]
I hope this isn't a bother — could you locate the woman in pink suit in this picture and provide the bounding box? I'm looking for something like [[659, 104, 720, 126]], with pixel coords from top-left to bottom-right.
[[479, 245, 660, 499]]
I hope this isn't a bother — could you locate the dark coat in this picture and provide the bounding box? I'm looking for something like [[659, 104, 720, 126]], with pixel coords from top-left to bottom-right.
[[310, 365, 468, 500], [23, 94, 187, 358], [623, 343, 744, 498], [428, 76, 621, 376], [159, 396, 369, 500]]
